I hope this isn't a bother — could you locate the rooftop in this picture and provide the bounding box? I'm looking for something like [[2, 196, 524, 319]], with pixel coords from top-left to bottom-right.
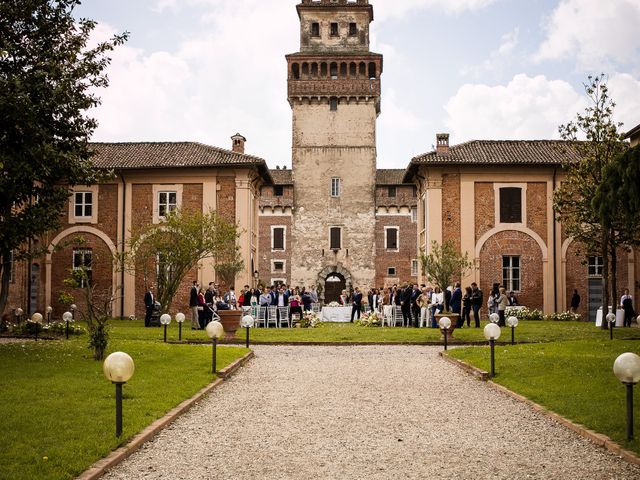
[[376, 169, 409, 185], [269, 168, 294, 185]]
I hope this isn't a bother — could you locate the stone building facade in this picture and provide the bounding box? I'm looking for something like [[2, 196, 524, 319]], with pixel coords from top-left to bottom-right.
[[405, 135, 639, 320]]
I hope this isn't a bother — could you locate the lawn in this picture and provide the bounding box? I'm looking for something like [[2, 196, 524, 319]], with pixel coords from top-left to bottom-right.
[[448, 339, 640, 455], [0, 329, 248, 480], [107, 318, 640, 344]]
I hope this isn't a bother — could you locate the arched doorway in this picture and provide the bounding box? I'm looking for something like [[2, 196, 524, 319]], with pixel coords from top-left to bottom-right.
[[324, 273, 346, 303]]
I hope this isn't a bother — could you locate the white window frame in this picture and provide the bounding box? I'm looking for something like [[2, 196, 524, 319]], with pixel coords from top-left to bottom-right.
[[271, 226, 286, 251], [72, 249, 92, 288], [329, 226, 342, 250], [271, 259, 286, 274], [494, 183, 527, 226], [411, 259, 418, 277], [502, 255, 521, 293], [331, 177, 341, 198], [588, 256, 604, 277], [69, 185, 99, 224], [411, 207, 418, 223], [384, 226, 400, 252], [153, 184, 183, 224]]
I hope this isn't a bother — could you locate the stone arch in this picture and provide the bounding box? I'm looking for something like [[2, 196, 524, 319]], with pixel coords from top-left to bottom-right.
[[477, 229, 546, 311], [317, 264, 353, 303], [45, 226, 119, 316]]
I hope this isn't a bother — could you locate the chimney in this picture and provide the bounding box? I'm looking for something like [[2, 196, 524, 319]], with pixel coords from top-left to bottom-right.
[[231, 133, 246, 154], [436, 133, 449, 155]]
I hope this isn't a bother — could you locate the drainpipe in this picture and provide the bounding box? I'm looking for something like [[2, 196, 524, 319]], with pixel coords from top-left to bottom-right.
[[552, 166, 558, 313], [119, 172, 126, 319]]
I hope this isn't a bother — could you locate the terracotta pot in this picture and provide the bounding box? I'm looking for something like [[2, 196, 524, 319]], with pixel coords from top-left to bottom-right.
[[217, 310, 242, 340], [434, 312, 460, 341]]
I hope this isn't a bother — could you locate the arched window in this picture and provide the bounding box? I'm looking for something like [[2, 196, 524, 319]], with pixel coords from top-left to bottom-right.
[[349, 62, 357, 78], [340, 62, 347, 78], [320, 62, 328, 77], [301, 62, 309, 78], [311, 63, 318, 77], [359, 62, 366, 77], [292, 63, 300, 80], [368, 62, 376, 79], [330, 62, 338, 79]]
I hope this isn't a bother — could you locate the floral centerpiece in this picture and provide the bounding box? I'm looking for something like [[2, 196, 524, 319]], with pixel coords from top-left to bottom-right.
[[356, 311, 382, 327], [300, 310, 322, 328], [328, 301, 340, 307]]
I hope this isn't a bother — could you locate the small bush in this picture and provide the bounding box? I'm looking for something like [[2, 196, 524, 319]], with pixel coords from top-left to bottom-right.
[[505, 307, 545, 321]]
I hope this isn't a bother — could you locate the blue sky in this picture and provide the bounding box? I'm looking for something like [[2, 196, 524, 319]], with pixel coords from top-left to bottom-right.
[[77, 0, 640, 168]]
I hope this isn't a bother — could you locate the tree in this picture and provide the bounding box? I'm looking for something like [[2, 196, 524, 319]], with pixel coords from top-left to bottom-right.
[[0, 1, 127, 315], [126, 209, 241, 314], [553, 75, 628, 326], [420, 240, 472, 297]]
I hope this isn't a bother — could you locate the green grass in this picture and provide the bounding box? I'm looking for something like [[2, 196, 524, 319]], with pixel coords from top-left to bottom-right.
[[106, 318, 640, 344], [448, 339, 640, 454], [0, 327, 248, 480]]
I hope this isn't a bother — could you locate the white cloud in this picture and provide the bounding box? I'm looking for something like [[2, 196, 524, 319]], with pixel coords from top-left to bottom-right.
[[607, 73, 640, 132], [375, 0, 499, 20], [534, 0, 640, 69], [444, 74, 585, 141], [461, 27, 519, 78]]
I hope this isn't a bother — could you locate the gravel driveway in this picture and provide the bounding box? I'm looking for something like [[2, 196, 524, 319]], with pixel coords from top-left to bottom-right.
[[103, 346, 640, 479]]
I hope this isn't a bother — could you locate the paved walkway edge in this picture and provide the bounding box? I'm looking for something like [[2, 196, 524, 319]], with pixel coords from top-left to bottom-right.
[[76, 350, 255, 480], [440, 351, 640, 466]]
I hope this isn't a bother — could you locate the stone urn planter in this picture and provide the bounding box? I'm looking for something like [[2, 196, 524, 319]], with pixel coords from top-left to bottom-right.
[[434, 312, 460, 342], [217, 310, 242, 340]]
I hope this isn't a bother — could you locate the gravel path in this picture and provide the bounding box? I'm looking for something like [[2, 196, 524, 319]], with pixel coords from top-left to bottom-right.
[[103, 346, 640, 479]]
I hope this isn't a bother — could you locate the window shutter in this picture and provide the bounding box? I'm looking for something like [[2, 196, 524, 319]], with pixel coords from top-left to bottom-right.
[[273, 228, 284, 250], [330, 227, 341, 249], [387, 228, 398, 249], [500, 188, 522, 223]]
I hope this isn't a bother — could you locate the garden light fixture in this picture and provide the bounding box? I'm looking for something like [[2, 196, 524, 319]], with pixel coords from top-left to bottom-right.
[[489, 313, 499, 324], [606, 312, 616, 340], [613, 353, 640, 441], [438, 316, 451, 351], [175, 312, 186, 341], [160, 314, 171, 342], [506, 316, 518, 345], [15, 307, 23, 323], [70, 304, 77, 320], [484, 323, 501, 378], [206, 321, 224, 374], [31, 313, 43, 341], [62, 311, 73, 340], [46, 306, 52, 323], [241, 315, 255, 348], [103, 352, 135, 437]]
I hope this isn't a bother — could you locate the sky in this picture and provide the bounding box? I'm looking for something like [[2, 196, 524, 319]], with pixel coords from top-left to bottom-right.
[[76, 0, 640, 169]]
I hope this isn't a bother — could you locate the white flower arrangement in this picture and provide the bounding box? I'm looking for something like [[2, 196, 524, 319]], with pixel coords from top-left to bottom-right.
[[300, 310, 322, 328], [356, 311, 382, 327], [328, 301, 340, 307]]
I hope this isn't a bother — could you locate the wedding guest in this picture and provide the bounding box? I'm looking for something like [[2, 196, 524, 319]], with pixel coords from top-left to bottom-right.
[[259, 287, 271, 307], [430, 287, 444, 328], [508, 291, 519, 306], [339, 290, 348, 305], [417, 287, 430, 327], [496, 287, 508, 326], [451, 282, 462, 326], [570, 289, 581, 313], [289, 292, 303, 321], [224, 286, 237, 309], [197, 288, 207, 329], [351, 287, 363, 322], [189, 280, 200, 330], [144, 284, 155, 328], [401, 284, 412, 327], [621, 289, 635, 328], [470, 283, 483, 328], [461, 286, 472, 328], [410, 284, 421, 327]]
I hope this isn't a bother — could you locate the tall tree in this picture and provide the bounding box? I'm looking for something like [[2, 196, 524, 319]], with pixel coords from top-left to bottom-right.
[[420, 240, 472, 295], [0, 0, 127, 314], [553, 75, 627, 326]]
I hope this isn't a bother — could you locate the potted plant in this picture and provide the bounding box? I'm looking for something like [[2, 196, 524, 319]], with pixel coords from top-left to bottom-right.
[[214, 249, 244, 340]]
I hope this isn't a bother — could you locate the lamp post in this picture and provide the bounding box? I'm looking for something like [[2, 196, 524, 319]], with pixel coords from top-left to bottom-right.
[[484, 323, 501, 378], [46, 306, 52, 324], [205, 321, 224, 374], [506, 316, 518, 345], [15, 307, 23, 324], [241, 315, 255, 348], [438, 316, 451, 351], [489, 312, 500, 324], [70, 304, 77, 320], [175, 313, 185, 341], [606, 312, 616, 340], [160, 314, 171, 343], [31, 313, 43, 341], [613, 352, 640, 441], [103, 352, 135, 437], [62, 311, 73, 340]]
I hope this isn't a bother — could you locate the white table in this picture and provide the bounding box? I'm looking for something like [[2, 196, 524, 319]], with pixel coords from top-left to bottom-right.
[[321, 306, 352, 323]]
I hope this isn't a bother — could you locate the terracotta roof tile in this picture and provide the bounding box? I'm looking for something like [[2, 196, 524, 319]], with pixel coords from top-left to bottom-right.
[[269, 169, 294, 184], [376, 169, 408, 185]]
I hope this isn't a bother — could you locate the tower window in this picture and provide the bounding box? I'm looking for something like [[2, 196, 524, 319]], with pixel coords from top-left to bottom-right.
[[385, 227, 399, 251], [331, 177, 341, 197], [330, 23, 339, 37], [330, 227, 342, 250], [388, 186, 396, 197], [330, 97, 338, 111], [311, 22, 320, 37], [349, 23, 357, 36], [274, 185, 284, 197]]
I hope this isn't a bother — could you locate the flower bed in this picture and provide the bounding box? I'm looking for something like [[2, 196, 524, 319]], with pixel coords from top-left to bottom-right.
[[505, 307, 581, 322], [356, 311, 382, 327], [300, 311, 322, 328]]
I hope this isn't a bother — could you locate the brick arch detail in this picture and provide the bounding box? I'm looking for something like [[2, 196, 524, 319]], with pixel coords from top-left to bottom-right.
[[478, 229, 546, 311], [475, 225, 548, 260], [317, 264, 353, 302], [45, 226, 118, 311]]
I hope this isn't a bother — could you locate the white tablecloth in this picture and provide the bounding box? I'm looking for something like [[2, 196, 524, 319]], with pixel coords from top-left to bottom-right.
[[595, 307, 624, 327], [321, 306, 352, 323]]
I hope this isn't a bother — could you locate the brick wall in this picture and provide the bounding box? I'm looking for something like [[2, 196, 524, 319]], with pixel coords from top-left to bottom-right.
[[374, 215, 417, 288], [217, 177, 236, 223], [479, 230, 544, 311], [475, 183, 494, 243], [257, 216, 292, 286], [527, 182, 547, 241], [442, 173, 461, 252]]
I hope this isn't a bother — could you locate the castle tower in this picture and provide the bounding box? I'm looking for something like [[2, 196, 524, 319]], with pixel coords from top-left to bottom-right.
[[287, 0, 382, 301]]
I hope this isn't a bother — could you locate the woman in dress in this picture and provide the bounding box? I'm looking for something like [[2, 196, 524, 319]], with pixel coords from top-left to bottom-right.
[[197, 288, 207, 329], [289, 291, 303, 322], [461, 286, 472, 328], [417, 287, 430, 327], [430, 287, 444, 328], [496, 287, 508, 326]]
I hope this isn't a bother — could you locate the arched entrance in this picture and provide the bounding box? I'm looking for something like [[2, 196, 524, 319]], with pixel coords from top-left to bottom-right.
[[324, 273, 346, 303], [317, 264, 353, 303]]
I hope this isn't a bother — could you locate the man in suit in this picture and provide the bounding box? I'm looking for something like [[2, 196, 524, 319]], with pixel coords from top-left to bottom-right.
[[144, 284, 155, 327], [410, 284, 421, 327], [451, 282, 463, 327], [189, 280, 199, 329], [401, 283, 413, 327], [204, 282, 215, 324], [351, 287, 363, 322], [269, 285, 278, 306]]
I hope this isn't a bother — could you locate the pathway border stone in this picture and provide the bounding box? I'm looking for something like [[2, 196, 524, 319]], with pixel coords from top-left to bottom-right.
[[440, 351, 640, 467], [76, 350, 254, 480]]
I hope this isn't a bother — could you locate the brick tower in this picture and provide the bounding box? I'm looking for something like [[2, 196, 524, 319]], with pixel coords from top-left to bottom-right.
[[287, 0, 382, 301]]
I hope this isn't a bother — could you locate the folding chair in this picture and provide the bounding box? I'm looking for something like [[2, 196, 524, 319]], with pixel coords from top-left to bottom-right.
[[393, 306, 404, 327], [255, 307, 267, 328], [267, 306, 278, 328], [278, 306, 290, 328]]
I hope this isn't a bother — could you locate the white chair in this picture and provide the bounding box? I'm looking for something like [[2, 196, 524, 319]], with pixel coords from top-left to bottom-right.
[[312, 303, 322, 314], [267, 306, 278, 328], [393, 306, 404, 327], [383, 305, 394, 327], [278, 306, 290, 328], [419, 306, 430, 328], [255, 307, 267, 328]]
